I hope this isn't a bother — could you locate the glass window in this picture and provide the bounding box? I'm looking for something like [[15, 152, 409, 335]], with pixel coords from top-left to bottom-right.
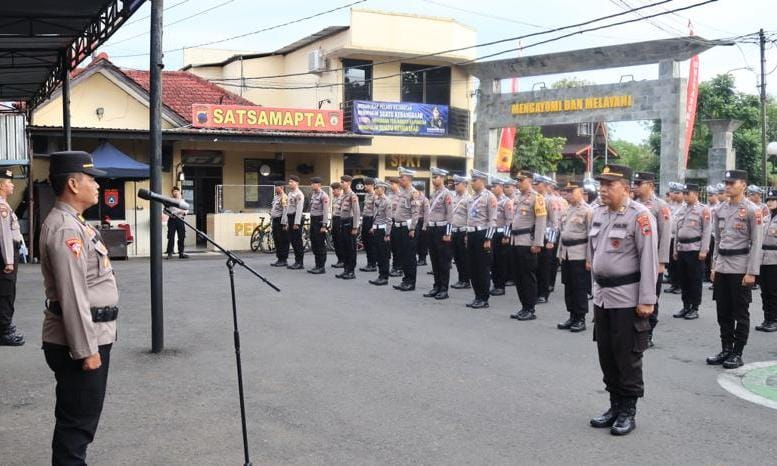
[[244, 158, 284, 209], [343, 59, 372, 102], [401, 64, 451, 106]]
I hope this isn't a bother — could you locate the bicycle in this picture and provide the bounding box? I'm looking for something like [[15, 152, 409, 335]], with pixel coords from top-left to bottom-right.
[[250, 217, 275, 253]]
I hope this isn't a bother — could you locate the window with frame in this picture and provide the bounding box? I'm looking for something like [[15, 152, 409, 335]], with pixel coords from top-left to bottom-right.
[[400, 64, 451, 106], [343, 59, 372, 102]]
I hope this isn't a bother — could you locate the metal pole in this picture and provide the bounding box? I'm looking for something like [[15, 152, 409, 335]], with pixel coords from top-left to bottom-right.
[[760, 29, 768, 186], [150, 0, 164, 353], [62, 58, 71, 151]]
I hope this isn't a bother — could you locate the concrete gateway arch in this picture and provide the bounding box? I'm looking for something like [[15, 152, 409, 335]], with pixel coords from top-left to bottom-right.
[[465, 37, 724, 194]]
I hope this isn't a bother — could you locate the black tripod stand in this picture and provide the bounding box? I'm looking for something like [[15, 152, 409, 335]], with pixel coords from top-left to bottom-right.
[[165, 208, 279, 466]]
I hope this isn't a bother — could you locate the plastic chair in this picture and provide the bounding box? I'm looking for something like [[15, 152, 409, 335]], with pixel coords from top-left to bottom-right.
[[117, 223, 134, 244]]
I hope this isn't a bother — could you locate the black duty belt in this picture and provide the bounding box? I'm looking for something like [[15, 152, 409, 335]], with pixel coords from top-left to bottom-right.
[[562, 238, 587, 247], [511, 227, 534, 235], [594, 272, 641, 288], [763, 245, 777, 251], [678, 236, 702, 244], [46, 301, 119, 323], [718, 248, 749, 256]]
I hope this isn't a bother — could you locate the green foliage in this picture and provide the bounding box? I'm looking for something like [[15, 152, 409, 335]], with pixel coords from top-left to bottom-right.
[[512, 126, 565, 174], [608, 139, 659, 173], [551, 77, 595, 89]]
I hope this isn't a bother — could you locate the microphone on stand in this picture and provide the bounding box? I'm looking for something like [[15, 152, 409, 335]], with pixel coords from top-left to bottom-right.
[[138, 188, 190, 211]]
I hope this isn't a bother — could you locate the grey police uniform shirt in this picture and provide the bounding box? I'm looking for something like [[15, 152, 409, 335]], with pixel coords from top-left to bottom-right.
[[331, 193, 342, 219], [309, 189, 330, 227], [588, 198, 659, 309], [270, 192, 287, 219], [451, 192, 470, 231], [281, 188, 305, 226], [40, 202, 119, 359], [372, 194, 392, 236], [0, 196, 21, 266], [466, 188, 497, 238], [762, 211, 777, 266], [637, 194, 673, 265], [669, 201, 684, 238], [494, 193, 514, 234], [673, 201, 712, 254], [416, 193, 429, 223], [558, 200, 592, 261], [362, 191, 376, 218], [510, 189, 547, 247], [426, 186, 454, 235], [339, 189, 361, 227], [712, 198, 764, 275], [392, 186, 420, 229]]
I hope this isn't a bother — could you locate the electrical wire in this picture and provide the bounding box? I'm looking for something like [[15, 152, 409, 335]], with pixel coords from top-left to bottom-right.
[[123, 0, 191, 26]]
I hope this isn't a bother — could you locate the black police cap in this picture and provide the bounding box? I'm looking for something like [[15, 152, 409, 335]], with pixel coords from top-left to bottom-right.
[[310, 177, 322, 184], [683, 183, 700, 192], [633, 172, 656, 183], [49, 151, 106, 177], [724, 170, 748, 182], [595, 164, 632, 182]]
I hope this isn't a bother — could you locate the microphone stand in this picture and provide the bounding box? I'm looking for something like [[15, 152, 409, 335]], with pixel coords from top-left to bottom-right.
[[164, 206, 279, 466]]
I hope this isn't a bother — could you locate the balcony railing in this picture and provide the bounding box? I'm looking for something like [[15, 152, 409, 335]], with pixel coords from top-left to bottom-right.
[[341, 100, 470, 140]]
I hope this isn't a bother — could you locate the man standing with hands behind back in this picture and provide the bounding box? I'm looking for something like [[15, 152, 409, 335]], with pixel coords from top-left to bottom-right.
[[40, 151, 120, 465], [0, 169, 24, 346], [165, 186, 188, 260]]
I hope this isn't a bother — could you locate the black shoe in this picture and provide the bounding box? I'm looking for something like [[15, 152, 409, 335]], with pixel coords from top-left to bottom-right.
[[389, 270, 403, 277], [427, 271, 434, 275], [755, 320, 767, 331], [610, 413, 636, 436], [515, 309, 536, 321], [664, 286, 681, 294], [271, 260, 287, 267], [557, 318, 574, 330], [179, 253, 190, 259], [470, 300, 489, 309], [590, 396, 619, 428], [331, 262, 344, 269], [762, 321, 777, 332], [341, 272, 356, 280], [673, 307, 689, 318], [393, 283, 415, 291], [489, 288, 505, 296], [335, 272, 346, 279], [417, 259, 427, 266], [505, 280, 515, 287], [722, 353, 744, 369], [706, 349, 732, 365], [509, 309, 525, 319], [0, 331, 25, 346], [307, 267, 325, 274], [359, 266, 377, 272], [537, 296, 548, 304], [166, 253, 173, 260], [369, 278, 389, 286], [423, 287, 441, 298], [450, 281, 470, 289], [569, 320, 587, 332], [434, 291, 449, 300], [684, 308, 699, 320], [287, 263, 303, 270]]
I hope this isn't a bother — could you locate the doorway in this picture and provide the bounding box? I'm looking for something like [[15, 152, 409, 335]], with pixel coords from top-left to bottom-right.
[[182, 165, 223, 246]]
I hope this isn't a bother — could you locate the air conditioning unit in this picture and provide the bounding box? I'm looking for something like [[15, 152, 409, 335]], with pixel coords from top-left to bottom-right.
[[308, 49, 328, 74]]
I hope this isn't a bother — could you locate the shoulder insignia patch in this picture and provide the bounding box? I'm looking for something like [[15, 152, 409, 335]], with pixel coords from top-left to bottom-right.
[[755, 209, 763, 225], [445, 195, 452, 205], [490, 197, 497, 209], [65, 238, 83, 258], [534, 195, 547, 217], [637, 214, 652, 236], [703, 207, 710, 221], [660, 206, 670, 220]]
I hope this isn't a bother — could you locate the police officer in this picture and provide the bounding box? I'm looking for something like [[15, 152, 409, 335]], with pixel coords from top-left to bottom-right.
[[509, 170, 547, 321], [672, 183, 712, 320], [270, 180, 289, 267], [415, 188, 430, 266], [450, 175, 471, 290], [330, 182, 344, 269], [40, 151, 119, 464], [387, 177, 403, 277], [165, 186, 189, 259], [534, 175, 559, 304], [424, 167, 454, 300], [588, 164, 658, 437], [664, 182, 685, 294], [392, 167, 421, 291], [707, 170, 764, 369], [359, 178, 377, 272], [632, 172, 672, 346], [489, 177, 513, 296], [706, 185, 721, 283], [502, 179, 518, 287], [465, 169, 497, 309], [307, 177, 330, 274], [557, 179, 592, 332], [336, 175, 360, 280], [757, 188, 777, 332], [282, 175, 305, 269], [369, 181, 392, 286], [0, 169, 23, 346]]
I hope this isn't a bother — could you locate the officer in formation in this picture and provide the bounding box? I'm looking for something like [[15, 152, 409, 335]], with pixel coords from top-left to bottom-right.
[[556, 179, 592, 333], [757, 188, 777, 332], [509, 170, 547, 321], [388, 177, 403, 277], [269, 180, 290, 267], [587, 164, 658, 437], [450, 175, 471, 289], [671, 183, 712, 320], [465, 169, 497, 309], [282, 175, 306, 269], [423, 167, 454, 300], [415, 187, 430, 266], [336, 175, 360, 280], [708, 170, 763, 369], [165, 186, 189, 260], [40, 151, 120, 464], [664, 182, 685, 294], [0, 169, 24, 346], [392, 167, 421, 291], [747, 185, 769, 222], [330, 182, 344, 268], [489, 177, 513, 296], [534, 175, 559, 304], [307, 177, 330, 274], [368, 181, 392, 286], [632, 172, 672, 347], [502, 179, 517, 287], [705, 184, 722, 283], [360, 178, 377, 273]]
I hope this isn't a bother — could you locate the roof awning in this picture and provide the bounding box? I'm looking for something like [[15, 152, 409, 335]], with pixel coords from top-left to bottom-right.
[[91, 141, 149, 180]]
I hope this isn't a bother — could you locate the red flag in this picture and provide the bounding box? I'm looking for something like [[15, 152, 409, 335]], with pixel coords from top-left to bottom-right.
[[496, 78, 519, 173], [683, 22, 700, 168]]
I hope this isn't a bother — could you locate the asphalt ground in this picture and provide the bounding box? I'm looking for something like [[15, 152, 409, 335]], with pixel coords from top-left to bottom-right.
[[2, 253, 777, 465]]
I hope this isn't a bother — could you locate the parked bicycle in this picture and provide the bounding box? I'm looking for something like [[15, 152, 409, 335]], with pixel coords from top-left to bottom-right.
[[250, 217, 274, 253]]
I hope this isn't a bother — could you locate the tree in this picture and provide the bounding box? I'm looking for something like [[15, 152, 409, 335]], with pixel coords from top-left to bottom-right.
[[608, 139, 659, 173], [512, 126, 565, 174], [551, 77, 595, 89]]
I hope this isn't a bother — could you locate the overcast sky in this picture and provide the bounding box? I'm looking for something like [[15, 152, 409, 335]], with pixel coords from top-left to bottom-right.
[[96, 0, 776, 143]]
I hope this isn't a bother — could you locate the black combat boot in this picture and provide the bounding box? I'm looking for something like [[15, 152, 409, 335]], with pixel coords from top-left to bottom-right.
[[706, 345, 733, 365], [590, 393, 619, 428], [762, 320, 777, 332], [569, 316, 587, 333], [683, 305, 699, 320], [722, 352, 744, 369], [673, 306, 689, 318], [423, 287, 440, 298], [610, 397, 637, 436], [557, 314, 574, 330]]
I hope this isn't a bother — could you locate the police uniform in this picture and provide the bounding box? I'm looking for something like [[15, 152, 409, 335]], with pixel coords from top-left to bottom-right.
[[535, 175, 559, 303], [0, 169, 23, 346], [557, 180, 592, 332], [465, 169, 497, 308], [489, 178, 513, 296], [708, 170, 764, 369], [705, 185, 721, 282], [360, 179, 377, 272], [388, 180, 403, 276], [509, 171, 547, 320], [368, 181, 393, 286], [415, 191, 430, 266], [757, 188, 777, 332], [423, 167, 454, 300], [665, 182, 685, 293], [337, 175, 361, 279], [269, 181, 290, 267], [165, 191, 188, 259], [450, 176, 471, 289], [307, 177, 330, 274], [392, 167, 421, 291], [672, 183, 712, 319], [40, 152, 119, 464], [282, 175, 306, 269], [588, 164, 658, 437], [330, 185, 344, 268]]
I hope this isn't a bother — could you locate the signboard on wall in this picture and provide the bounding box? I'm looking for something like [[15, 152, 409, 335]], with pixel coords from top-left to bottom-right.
[[352, 100, 448, 136], [384, 155, 431, 171], [192, 104, 343, 132]]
